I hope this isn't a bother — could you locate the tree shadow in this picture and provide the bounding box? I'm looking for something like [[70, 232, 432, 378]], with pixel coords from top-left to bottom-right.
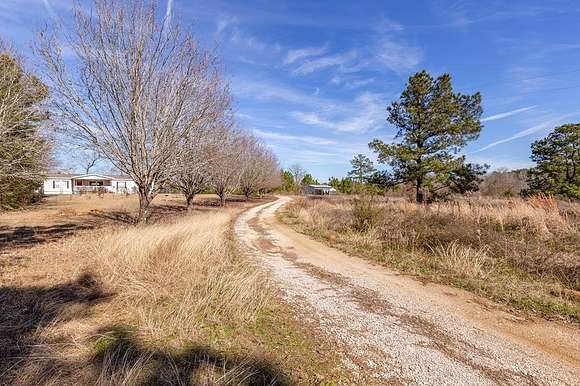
[[85, 325, 291, 385], [0, 273, 111, 383], [89, 209, 136, 224], [1, 274, 290, 385], [0, 223, 96, 250]]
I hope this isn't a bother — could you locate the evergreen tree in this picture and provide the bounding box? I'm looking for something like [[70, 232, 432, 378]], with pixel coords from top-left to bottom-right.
[[523, 123, 579, 199], [0, 48, 50, 209], [328, 176, 341, 189], [348, 154, 375, 183], [369, 70, 486, 202], [280, 170, 294, 192], [301, 173, 318, 185]]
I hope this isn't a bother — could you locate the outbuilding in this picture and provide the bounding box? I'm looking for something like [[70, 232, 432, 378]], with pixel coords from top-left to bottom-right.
[[304, 184, 337, 196]]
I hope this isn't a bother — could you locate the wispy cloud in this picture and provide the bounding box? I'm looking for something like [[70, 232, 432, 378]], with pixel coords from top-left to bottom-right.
[[163, 0, 174, 33], [481, 105, 536, 122], [216, 14, 238, 35], [42, 0, 57, 18], [284, 44, 328, 65], [474, 112, 580, 152], [291, 92, 386, 133], [293, 50, 358, 75], [374, 36, 423, 74], [234, 79, 325, 107], [252, 129, 337, 145]]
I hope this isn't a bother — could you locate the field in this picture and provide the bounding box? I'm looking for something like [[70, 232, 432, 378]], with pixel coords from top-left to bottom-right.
[[0, 193, 341, 385], [281, 194, 580, 322]]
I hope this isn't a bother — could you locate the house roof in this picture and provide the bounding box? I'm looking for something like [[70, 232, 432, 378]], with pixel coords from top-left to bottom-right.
[[46, 172, 132, 180]]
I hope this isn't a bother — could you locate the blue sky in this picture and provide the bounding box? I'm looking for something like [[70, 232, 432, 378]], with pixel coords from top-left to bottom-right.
[[2, 0, 580, 181]]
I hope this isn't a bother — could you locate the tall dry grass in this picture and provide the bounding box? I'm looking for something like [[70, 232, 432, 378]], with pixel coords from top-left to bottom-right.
[[93, 211, 268, 342], [7, 210, 279, 385], [284, 195, 580, 321]]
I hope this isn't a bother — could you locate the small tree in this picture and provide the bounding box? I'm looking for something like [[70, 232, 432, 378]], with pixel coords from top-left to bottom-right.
[[170, 81, 232, 209], [0, 43, 51, 208], [238, 136, 279, 200], [348, 154, 375, 183], [208, 130, 244, 206], [36, 0, 224, 222], [288, 163, 306, 193], [172, 126, 229, 208], [370, 70, 485, 203], [523, 123, 579, 199], [280, 170, 294, 192]]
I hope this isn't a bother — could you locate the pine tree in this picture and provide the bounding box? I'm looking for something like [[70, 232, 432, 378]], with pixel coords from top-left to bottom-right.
[[524, 124, 579, 199], [348, 154, 376, 183], [369, 70, 486, 202]]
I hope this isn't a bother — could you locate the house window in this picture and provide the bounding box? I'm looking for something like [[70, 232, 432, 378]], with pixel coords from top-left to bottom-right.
[[66, 181, 69, 189], [75, 180, 83, 186], [52, 180, 56, 189]]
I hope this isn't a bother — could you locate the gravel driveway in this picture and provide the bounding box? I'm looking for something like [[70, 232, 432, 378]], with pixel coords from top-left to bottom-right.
[[235, 196, 580, 385]]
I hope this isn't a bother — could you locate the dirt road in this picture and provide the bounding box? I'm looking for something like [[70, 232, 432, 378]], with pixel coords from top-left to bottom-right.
[[235, 197, 580, 385]]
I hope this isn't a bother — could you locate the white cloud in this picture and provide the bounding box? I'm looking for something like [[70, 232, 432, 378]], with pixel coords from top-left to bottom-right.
[[481, 105, 537, 122], [234, 79, 326, 107], [293, 50, 358, 75], [284, 44, 328, 65], [252, 129, 337, 145], [473, 112, 580, 152], [216, 15, 238, 35], [291, 92, 386, 133], [346, 77, 376, 89], [375, 17, 405, 32], [375, 37, 423, 74], [235, 80, 387, 134]]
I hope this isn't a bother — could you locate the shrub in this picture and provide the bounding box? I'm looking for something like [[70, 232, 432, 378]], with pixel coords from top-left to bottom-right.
[[351, 194, 382, 232]]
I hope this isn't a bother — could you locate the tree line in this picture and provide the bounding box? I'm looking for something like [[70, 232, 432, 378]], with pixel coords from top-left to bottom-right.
[[0, 0, 280, 221]]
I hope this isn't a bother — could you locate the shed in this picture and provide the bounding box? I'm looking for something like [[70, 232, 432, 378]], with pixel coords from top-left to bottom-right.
[[304, 184, 337, 196]]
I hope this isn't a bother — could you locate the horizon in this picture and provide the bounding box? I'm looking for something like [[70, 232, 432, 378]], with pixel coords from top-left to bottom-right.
[[2, 0, 580, 182]]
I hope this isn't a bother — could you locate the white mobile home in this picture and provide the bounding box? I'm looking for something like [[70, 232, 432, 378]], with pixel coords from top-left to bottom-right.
[[42, 173, 137, 195]]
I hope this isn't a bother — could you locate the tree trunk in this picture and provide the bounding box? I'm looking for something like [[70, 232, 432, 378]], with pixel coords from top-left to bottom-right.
[[136, 189, 152, 224], [415, 177, 424, 203], [185, 193, 195, 210]]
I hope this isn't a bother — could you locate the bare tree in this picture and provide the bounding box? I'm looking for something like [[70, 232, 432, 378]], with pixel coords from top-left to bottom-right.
[[35, 0, 224, 223], [288, 163, 306, 193], [208, 129, 245, 206], [170, 76, 232, 208], [238, 137, 280, 200], [77, 148, 103, 174]]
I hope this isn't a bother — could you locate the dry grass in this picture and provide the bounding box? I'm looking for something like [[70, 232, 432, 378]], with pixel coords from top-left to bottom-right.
[[92, 211, 268, 343], [283, 195, 580, 322], [1, 195, 343, 385]]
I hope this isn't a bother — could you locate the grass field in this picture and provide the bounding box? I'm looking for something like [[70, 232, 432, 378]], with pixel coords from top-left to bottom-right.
[[0, 193, 343, 385], [281, 194, 580, 322]]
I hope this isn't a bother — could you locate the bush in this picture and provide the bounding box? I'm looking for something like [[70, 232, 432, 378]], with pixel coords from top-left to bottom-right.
[[0, 178, 42, 210], [351, 194, 382, 232]]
